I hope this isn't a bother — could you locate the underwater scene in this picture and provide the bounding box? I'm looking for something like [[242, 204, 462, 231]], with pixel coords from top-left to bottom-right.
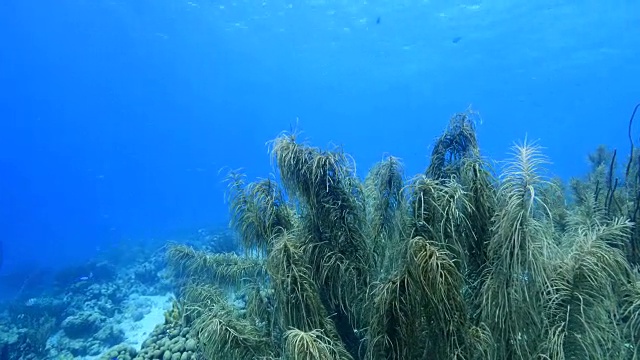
[[1, 0, 639, 359]]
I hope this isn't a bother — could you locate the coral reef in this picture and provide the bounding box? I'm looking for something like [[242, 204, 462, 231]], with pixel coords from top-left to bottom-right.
[[99, 322, 201, 360], [4, 109, 640, 360]]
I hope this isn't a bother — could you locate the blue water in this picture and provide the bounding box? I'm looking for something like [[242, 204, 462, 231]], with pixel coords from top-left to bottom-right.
[[0, 0, 638, 274]]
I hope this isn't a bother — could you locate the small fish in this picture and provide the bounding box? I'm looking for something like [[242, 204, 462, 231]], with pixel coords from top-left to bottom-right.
[[376, 16, 381, 24], [452, 36, 462, 43], [79, 272, 94, 281]]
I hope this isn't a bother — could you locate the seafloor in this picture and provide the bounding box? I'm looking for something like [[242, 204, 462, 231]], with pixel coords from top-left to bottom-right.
[[0, 228, 238, 360]]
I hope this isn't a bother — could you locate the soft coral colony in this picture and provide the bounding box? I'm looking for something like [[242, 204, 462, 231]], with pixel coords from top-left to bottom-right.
[[166, 109, 640, 360]]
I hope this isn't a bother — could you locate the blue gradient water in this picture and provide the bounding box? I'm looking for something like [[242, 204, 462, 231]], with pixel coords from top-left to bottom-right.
[[0, 0, 638, 275]]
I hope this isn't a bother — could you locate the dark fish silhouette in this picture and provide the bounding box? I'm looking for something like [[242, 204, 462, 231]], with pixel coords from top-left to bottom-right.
[[452, 36, 462, 43], [376, 16, 381, 24]]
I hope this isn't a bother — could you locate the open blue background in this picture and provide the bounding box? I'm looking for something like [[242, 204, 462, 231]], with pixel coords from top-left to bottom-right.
[[0, 0, 638, 272]]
